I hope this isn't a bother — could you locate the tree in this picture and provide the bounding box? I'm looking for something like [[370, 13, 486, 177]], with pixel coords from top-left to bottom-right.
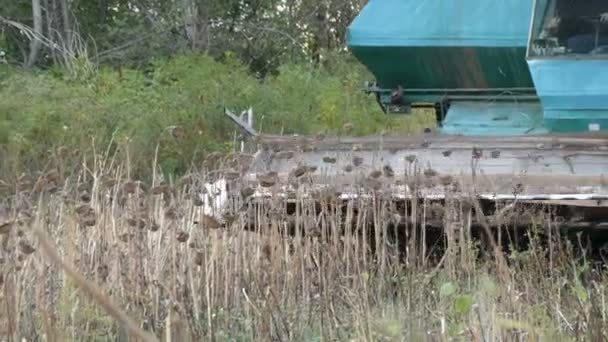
[[26, 0, 42, 67], [0, 0, 369, 72]]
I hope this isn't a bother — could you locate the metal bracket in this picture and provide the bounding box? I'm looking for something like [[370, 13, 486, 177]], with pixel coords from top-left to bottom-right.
[[224, 107, 257, 137], [363, 81, 412, 114]]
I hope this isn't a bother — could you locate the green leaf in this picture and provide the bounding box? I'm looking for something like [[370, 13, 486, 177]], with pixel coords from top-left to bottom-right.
[[573, 285, 589, 303], [453, 295, 474, 315], [439, 282, 457, 298]]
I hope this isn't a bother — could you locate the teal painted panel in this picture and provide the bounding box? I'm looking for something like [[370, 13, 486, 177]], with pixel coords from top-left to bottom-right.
[[545, 115, 608, 132], [440, 101, 547, 136], [350, 46, 534, 91], [346, 0, 536, 96], [347, 0, 534, 47], [528, 59, 608, 132]]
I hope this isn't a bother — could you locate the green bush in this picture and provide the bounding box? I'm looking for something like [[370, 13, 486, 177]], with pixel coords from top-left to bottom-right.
[[0, 53, 432, 179]]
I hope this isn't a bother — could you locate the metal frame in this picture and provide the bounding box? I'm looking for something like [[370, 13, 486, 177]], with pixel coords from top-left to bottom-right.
[[364, 83, 539, 116]]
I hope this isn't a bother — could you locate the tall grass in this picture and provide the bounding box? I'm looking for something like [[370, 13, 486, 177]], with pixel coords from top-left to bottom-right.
[[0, 147, 606, 341]]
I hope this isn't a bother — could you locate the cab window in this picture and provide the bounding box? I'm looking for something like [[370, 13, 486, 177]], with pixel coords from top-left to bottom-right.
[[530, 0, 608, 57]]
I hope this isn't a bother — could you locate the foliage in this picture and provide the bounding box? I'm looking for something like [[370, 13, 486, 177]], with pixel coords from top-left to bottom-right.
[[0, 53, 433, 179], [0, 0, 368, 75]]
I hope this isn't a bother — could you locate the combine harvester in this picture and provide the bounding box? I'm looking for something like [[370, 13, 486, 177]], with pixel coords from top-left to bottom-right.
[[215, 0, 608, 236]]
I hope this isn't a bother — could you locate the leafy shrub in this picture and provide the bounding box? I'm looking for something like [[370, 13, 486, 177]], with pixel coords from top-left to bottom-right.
[[0, 53, 433, 179]]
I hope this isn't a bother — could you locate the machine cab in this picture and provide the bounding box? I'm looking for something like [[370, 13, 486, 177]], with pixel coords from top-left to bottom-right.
[[527, 0, 608, 132], [529, 0, 608, 57]]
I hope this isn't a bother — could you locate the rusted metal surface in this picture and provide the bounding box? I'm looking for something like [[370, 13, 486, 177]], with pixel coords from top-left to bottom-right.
[[241, 132, 608, 201]]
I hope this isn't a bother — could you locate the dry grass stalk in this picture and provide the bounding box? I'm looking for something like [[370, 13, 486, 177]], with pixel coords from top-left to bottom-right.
[[31, 226, 159, 342], [1, 148, 607, 341]]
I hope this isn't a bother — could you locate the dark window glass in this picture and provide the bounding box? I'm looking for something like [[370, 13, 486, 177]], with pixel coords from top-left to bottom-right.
[[530, 0, 608, 57]]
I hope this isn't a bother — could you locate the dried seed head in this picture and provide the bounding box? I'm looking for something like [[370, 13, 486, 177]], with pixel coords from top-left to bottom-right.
[[165, 207, 178, 220], [57, 146, 70, 158], [405, 155, 417, 164], [472, 147, 483, 159], [18, 240, 36, 255], [369, 170, 382, 179], [44, 170, 59, 182], [126, 217, 138, 227], [168, 125, 186, 139], [222, 213, 236, 225], [152, 185, 170, 195], [81, 216, 97, 227], [343, 165, 353, 173], [291, 165, 309, 178], [194, 251, 204, 266], [424, 168, 438, 178], [440, 176, 454, 187], [75, 204, 94, 216], [343, 122, 354, 132], [262, 244, 272, 261], [275, 151, 294, 160], [0, 221, 13, 235], [257, 171, 278, 188], [240, 187, 255, 199], [383, 165, 395, 178], [16, 179, 32, 192], [206, 151, 223, 161], [224, 171, 240, 180], [365, 178, 382, 191], [97, 265, 109, 281], [308, 227, 322, 238], [149, 221, 160, 232], [352, 156, 363, 167], [103, 178, 117, 189], [176, 231, 189, 243], [323, 156, 337, 164], [32, 177, 49, 193], [119, 233, 131, 243], [122, 181, 137, 194], [180, 174, 194, 186], [192, 194, 204, 207], [202, 215, 222, 229], [259, 179, 276, 188], [461, 200, 473, 212], [303, 145, 317, 153], [77, 182, 91, 193], [80, 191, 91, 203]]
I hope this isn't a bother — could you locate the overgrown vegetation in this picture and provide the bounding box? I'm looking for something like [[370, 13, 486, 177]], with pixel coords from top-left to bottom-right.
[[0, 53, 434, 180]]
